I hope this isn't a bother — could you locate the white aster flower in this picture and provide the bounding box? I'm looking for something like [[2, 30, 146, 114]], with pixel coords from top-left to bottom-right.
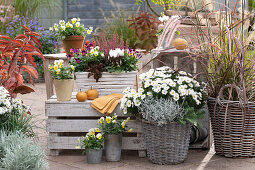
[[147, 92, 152, 96], [170, 90, 176, 96], [127, 100, 132, 107], [162, 90, 168, 95], [134, 99, 141, 106], [138, 88, 144, 93]]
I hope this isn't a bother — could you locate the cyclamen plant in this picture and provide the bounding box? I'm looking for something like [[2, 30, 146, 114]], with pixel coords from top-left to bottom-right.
[[106, 48, 142, 73], [48, 60, 75, 80], [120, 66, 206, 119]]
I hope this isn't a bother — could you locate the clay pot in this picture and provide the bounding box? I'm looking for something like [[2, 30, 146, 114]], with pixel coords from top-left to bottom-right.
[[62, 35, 84, 54]]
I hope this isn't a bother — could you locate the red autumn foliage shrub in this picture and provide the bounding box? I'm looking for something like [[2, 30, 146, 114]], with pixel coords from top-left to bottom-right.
[[128, 11, 160, 53], [0, 25, 44, 96]]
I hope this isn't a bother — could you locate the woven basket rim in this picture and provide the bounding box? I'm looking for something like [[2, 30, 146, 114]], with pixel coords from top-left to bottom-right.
[[141, 119, 184, 126], [207, 96, 255, 105]]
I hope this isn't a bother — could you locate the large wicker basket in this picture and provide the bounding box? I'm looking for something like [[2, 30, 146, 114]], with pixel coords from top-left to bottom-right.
[[208, 97, 255, 157], [142, 121, 191, 164]]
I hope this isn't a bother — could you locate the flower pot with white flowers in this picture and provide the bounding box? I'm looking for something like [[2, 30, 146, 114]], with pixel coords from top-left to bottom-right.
[[76, 128, 104, 164], [98, 114, 132, 162], [68, 41, 142, 96], [50, 18, 93, 54], [120, 66, 206, 164], [48, 59, 75, 101]]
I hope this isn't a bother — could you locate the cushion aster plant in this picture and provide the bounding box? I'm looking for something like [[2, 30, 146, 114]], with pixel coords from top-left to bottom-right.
[[120, 66, 206, 124]]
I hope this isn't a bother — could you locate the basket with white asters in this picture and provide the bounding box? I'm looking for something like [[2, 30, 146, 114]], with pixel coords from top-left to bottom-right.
[[120, 66, 206, 164]]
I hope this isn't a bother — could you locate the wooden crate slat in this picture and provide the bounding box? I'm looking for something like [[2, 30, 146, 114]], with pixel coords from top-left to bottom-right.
[[48, 136, 146, 150], [45, 98, 133, 117], [75, 80, 135, 85], [47, 119, 142, 133]]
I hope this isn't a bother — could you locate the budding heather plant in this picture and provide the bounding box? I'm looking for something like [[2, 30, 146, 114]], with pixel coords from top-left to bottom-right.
[[96, 32, 128, 59]]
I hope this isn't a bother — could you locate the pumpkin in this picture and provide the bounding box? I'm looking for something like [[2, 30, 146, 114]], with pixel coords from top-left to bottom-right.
[[173, 38, 188, 50], [76, 90, 87, 102], [86, 87, 99, 100]]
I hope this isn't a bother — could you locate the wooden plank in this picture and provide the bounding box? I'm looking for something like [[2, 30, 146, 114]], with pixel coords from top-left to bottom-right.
[[47, 120, 142, 133], [46, 102, 130, 117], [48, 136, 146, 150]]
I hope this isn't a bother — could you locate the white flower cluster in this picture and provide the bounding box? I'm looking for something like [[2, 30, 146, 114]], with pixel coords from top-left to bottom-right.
[[109, 48, 124, 58], [159, 15, 170, 22], [120, 87, 146, 114], [120, 66, 205, 114], [0, 86, 29, 115]]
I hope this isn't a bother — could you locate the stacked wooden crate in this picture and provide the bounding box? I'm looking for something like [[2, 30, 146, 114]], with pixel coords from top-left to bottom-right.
[[45, 95, 146, 156]]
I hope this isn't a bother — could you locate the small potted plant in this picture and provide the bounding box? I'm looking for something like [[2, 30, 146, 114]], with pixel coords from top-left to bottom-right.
[[76, 128, 104, 164], [50, 18, 93, 54], [121, 66, 206, 164], [48, 59, 75, 101], [68, 41, 141, 96], [98, 114, 132, 162]]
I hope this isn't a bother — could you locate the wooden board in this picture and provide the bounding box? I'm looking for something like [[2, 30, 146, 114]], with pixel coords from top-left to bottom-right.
[[48, 136, 146, 150], [47, 119, 142, 133], [75, 71, 137, 96], [46, 100, 123, 117]]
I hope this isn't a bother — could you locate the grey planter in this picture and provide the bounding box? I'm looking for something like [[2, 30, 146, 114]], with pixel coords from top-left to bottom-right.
[[86, 148, 103, 164], [104, 134, 122, 162]]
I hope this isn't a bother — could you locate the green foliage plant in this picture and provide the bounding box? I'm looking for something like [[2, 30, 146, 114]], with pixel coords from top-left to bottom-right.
[[98, 114, 132, 134], [0, 131, 48, 170], [0, 86, 36, 138], [11, 0, 56, 17], [99, 6, 139, 49]]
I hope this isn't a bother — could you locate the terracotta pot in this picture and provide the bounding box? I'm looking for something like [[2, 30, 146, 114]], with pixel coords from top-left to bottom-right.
[[53, 79, 74, 101], [62, 35, 84, 54]]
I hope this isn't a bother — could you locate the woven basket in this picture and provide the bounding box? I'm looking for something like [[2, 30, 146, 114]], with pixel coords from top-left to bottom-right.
[[208, 97, 255, 157], [142, 121, 191, 164]]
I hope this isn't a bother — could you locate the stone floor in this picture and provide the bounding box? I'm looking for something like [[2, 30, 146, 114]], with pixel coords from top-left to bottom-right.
[[19, 83, 255, 170]]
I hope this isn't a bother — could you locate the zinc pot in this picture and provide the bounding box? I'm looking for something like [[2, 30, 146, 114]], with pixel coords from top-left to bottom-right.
[[104, 134, 122, 161], [208, 97, 255, 157], [86, 148, 103, 164], [62, 35, 84, 54], [142, 121, 191, 165], [53, 79, 74, 101], [75, 71, 137, 96]]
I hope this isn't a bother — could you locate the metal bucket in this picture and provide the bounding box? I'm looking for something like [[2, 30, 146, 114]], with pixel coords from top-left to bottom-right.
[[104, 134, 122, 161], [86, 148, 103, 164]]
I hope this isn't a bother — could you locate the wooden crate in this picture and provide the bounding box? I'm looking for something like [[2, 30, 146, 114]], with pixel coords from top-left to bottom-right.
[[45, 94, 146, 157], [75, 71, 137, 96]]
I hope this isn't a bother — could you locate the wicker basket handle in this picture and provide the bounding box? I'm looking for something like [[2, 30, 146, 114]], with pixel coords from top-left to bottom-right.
[[217, 84, 243, 103]]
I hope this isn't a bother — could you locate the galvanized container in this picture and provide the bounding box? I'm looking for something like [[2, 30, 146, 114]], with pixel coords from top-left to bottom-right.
[[86, 148, 103, 164], [104, 134, 122, 161]]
